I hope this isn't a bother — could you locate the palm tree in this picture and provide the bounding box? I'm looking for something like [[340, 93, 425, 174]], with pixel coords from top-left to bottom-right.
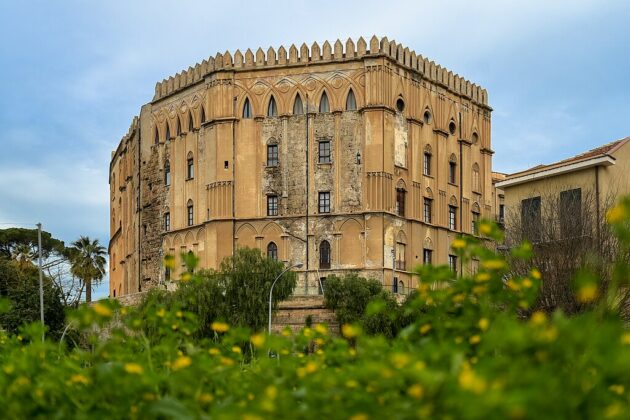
[[70, 236, 106, 303]]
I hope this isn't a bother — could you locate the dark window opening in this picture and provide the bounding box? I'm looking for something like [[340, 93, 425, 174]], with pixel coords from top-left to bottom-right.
[[472, 212, 480, 235], [267, 195, 278, 216], [319, 240, 331, 269], [187, 202, 194, 226], [268, 96, 277, 117], [396, 98, 405, 112], [319, 92, 329, 113], [293, 94, 304, 115], [267, 242, 278, 261], [560, 188, 582, 238], [187, 157, 194, 179], [318, 192, 331, 213], [424, 198, 432, 223], [449, 121, 457, 135], [396, 189, 406, 217], [242, 98, 253, 119], [318, 141, 331, 164], [521, 196, 542, 242], [449, 205, 457, 230], [164, 212, 170, 231], [423, 110, 432, 124], [449, 255, 458, 274], [423, 249, 432, 265], [267, 144, 279, 167], [423, 153, 431, 176], [449, 162, 457, 184], [346, 89, 357, 111]]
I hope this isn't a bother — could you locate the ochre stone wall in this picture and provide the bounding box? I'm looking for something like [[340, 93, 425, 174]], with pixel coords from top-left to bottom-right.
[[109, 36, 496, 298]]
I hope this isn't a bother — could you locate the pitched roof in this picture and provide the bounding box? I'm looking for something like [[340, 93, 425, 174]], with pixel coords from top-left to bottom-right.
[[507, 137, 630, 178]]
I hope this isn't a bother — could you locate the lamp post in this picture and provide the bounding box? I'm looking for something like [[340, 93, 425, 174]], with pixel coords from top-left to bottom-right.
[[268, 262, 303, 333]]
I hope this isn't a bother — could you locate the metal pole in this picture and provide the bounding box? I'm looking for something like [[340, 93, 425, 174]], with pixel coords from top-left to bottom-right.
[[268, 262, 303, 333], [36, 223, 45, 342]]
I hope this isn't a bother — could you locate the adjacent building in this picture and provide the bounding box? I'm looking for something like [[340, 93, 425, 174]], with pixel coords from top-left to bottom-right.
[[109, 36, 495, 298], [496, 137, 630, 243]]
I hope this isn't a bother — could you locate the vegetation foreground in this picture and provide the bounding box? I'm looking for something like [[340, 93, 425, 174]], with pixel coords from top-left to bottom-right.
[[4, 201, 630, 418]]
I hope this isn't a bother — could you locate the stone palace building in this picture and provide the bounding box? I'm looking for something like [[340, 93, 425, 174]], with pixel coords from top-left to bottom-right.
[[109, 36, 496, 298]]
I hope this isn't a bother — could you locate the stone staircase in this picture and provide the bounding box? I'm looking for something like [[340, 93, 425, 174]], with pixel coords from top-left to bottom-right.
[[271, 295, 338, 334]]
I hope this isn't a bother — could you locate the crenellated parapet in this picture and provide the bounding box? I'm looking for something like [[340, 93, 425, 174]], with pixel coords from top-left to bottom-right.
[[152, 36, 489, 107]]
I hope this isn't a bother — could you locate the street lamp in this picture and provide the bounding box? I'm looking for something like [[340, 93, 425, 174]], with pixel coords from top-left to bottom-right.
[[268, 262, 303, 333]]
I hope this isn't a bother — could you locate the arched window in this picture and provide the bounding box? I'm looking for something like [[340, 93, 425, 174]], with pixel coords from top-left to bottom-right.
[[187, 152, 194, 180], [267, 96, 277, 117], [346, 89, 357, 111], [164, 160, 171, 186], [448, 196, 458, 231], [163, 210, 170, 231], [154, 127, 159, 144], [396, 97, 405, 112], [319, 91, 329, 113], [319, 240, 331, 269], [165, 124, 171, 140], [423, 109, 432, 124], [188, 112, 194, 131], [472, 163, 481, 192], [398, 280, 405, 295], [472, 132, 479, 144], [176, 118, 181, 136], [187, 199, 194, 226], [242, 98, 253, 119], [293, 94, 304, 115], [201, 107, 206, 124], [267, 242, 278, 261]]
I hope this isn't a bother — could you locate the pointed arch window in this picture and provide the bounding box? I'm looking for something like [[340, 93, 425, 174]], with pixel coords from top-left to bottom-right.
[[319, 240, 331, 269], [267, 242, 278, 261], [164, 160, 171, 186], [449, 154, 458, 185], [187, 199, 194, 226], [423, 109, 432, 125], [242, 98, 253, 119], [346, 89, 357, 111], [201, 107, 206, 124], [267, 96, 278, 117], [154, 127, 159, 144], [165, 124, 171, 141], [319, 91, 330, 113], [176, 118, 181, 136], [293, 94, 304, 115], [188, 112, 194, 131]]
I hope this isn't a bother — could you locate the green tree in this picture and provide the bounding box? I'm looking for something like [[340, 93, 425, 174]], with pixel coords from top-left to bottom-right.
[[0, 227, 66, 260], [69, 236, 106, 303], [0, 258, 65, 339]]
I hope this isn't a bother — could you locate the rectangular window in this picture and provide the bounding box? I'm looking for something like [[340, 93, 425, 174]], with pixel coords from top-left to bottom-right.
[[164, 212, 170, 231], [318, 192, 331, 213], [499, 204, 505, 222], [521, 196, 542, 242], [318, 277, 326, 295], [165, 170, 171, 186], [187, 159, 194, 179], [560, 188, 582, 238], [423, 198, 432, 223], [392, 276, 399, 294], [267, 144, 279, 167], [423, 248, 432, 265], [423, 153, 431, 176], [267, 195, 278, 216], [318, 141, 331, 164], [472, 212, 480, 235], [187, 205, 193, 226], [448, 205, 457, 230], [396, 189, 405, 217], [449, 255, 458, 274], [449, 162, 457, 184]]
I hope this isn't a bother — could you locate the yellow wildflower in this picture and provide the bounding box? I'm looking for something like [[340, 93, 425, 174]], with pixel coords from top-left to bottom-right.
[[609, 384, 625, 395], [181, 272, 192, 282], [451, 239, 466, 249], [176, 311, 183, 318], [469, 335, 481, 345], [198, 393, 214, 403], [407, 384, 424, 399], [458, 366, 486, 394], [163, 254, 176, 269], [70, 374, 90, 385], [156, 308, 166, 318], [209, 348, 220, 355], [92, 303, 112, 318], [220, 357, 235, 366], [530, 311, 546, 325], [475, 272, 491, 282], [390, 353, 410, 369], [420, 324, 431, 335], [621, 333, 630, 345], [232, 346, 242, 354], [522, 278, 533, 288], [251, 334, 265, 348], [124, 363, 144, 375], [172, 356, 192, 371], [478, 222, 493, 236], [349, 414, 368, 420], [577, 284, 598, 303], [315, 323, 328, 335], [531, 268, 542, 280], [211, 321, 230, 333], [342, 324, 360, 339], [481, 259, 506, 270], [478, 318, 489, 331], [346, 379, 359, 388], [607, 204, 627, 224], [305, 362, 318, 374], [266, 385, 277, 399]]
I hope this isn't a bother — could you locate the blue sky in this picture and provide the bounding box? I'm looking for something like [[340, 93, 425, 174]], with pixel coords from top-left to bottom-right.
[[0, 0, 628, 299]]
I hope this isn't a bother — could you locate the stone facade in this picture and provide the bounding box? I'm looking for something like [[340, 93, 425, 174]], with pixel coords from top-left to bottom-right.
[[109, 36, 495, 298]]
